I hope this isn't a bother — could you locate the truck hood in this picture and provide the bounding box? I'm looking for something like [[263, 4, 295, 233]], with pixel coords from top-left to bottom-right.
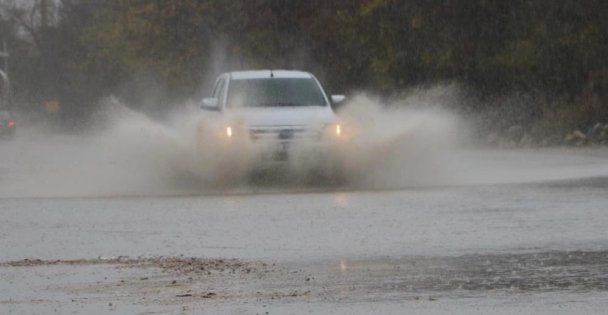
[[226, 106, 336, 128]]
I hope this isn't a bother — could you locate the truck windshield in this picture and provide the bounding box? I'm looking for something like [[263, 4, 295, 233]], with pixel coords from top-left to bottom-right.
[[227, 78, 327, 108]]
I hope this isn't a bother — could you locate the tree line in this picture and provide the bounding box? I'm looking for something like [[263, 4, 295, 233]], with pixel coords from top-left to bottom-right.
[[0, 0, 606, 125]]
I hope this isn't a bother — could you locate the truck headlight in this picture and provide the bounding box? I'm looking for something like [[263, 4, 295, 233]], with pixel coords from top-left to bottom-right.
[[226, 126, 233, 137], [325, 122, 348, 140]]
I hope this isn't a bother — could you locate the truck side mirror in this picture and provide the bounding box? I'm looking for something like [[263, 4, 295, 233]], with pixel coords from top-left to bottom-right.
[[331, 95, 346, 110], [201, 98, 219, 111], [331, 95, 346, 104]]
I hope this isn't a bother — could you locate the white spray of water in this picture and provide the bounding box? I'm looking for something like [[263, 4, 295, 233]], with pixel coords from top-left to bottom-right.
[[1, 86, 607, 198], [331, 93, 463, 188], [0, 99, 195, 197]]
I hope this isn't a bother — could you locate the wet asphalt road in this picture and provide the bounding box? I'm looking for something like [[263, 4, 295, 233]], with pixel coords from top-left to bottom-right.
[[1, 146, 608, 314]]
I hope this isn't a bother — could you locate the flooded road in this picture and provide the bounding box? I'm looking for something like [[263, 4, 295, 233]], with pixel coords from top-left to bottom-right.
[[1, 141, 608, 313]]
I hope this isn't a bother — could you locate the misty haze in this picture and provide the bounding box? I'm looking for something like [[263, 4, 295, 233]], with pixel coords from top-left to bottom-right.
[[1, 1, 608, 314]]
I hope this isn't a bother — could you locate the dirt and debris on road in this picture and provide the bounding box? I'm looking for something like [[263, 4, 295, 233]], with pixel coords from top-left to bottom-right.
[[0, 256, 267, 275], [0, 255, 320, 312], [2, 250, 608, 309]]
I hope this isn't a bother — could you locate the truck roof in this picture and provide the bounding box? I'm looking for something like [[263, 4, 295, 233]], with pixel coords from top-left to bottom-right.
[[228, 70, 313, 80]]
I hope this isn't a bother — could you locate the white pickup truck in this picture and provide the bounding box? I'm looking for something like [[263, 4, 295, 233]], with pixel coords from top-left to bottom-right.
[[197, 70, 347, 176]]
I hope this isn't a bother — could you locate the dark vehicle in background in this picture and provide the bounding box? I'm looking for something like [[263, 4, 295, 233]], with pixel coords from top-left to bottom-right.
[[0, 110, 15, 138], [0, 69, 15, 139]]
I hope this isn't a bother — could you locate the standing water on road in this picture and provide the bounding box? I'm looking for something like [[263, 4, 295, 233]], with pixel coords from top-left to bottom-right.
[[2, 91, 608, 314]]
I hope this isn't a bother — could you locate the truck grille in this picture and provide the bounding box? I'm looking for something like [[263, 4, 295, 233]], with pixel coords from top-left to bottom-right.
[[249, 126, 321, 142]]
